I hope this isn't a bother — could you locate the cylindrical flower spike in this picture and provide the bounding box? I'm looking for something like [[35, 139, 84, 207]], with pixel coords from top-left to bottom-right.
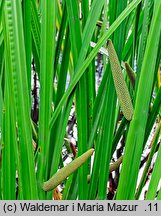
[[42, 148, 94, 191], [107, 40, 134, 121], [124, 62, 136, 88]]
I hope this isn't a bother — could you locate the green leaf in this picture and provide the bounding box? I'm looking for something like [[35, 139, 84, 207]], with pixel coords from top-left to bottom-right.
[[116, 1, 161, 199], [37, 0, 56, 199], [3, 0, 38, 199]]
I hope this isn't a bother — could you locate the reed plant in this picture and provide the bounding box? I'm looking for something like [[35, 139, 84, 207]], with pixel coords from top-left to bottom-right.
[[0, 0, 160, 200]]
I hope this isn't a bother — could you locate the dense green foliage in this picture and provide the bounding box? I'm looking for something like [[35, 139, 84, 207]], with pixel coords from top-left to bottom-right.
[[0, 0, 160, 200]]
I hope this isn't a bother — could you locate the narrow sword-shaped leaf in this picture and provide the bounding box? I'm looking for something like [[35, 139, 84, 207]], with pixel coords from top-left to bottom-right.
[[117, 1, 161, 199], [22, 0, 31, 94], [4, 0, 38, 199], [37, 0, 56, 199], [136, 122, 161, 199], [146, 123, 161, 200]]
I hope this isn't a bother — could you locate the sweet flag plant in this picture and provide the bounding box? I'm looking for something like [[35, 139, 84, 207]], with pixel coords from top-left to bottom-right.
[[0, 0, 160, 200]]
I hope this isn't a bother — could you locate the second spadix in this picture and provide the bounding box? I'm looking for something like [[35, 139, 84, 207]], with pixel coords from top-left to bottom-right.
[[43, 148, 94, 192]]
